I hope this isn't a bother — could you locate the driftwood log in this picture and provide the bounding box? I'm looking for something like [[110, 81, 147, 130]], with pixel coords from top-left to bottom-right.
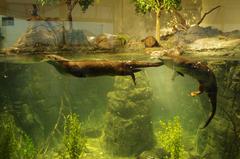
[[197, 5, 221, 25], [141, 36, 160, 48]]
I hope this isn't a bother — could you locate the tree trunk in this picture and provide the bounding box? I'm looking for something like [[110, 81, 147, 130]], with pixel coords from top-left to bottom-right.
[[155, 10, 161, 43], [62, 22, 66, 46], [66, 0, 73, 31], [67, 6, 73, 31]]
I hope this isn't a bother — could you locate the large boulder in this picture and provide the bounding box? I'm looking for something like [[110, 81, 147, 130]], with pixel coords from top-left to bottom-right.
[[14, 21, 61, 49], [103, 72, 155, 156], [174, 25, 223, 44], [94, 33, 126, 50], [65, 29, 92, 46], [160, 26, 240, 55], [9, 21, 94, 53]]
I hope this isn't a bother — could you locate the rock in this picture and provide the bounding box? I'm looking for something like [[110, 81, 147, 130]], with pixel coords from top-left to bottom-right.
[[125, 39, 145, 52], [181, 26, 222, 43], [9, 21, 95, 53], [186, 26, 222, 37], [14, 21, 60, 49], [224, 30, 240, 38], [94, 33, 125, 50], [83, 128, 102, 138], [187, 38, 240, 51], [141, 36, 160, 48], [161, 26, 240, 55], [103, 72, 154, 156], [137, 148, 170, 159], [65, 29, 91, 46]]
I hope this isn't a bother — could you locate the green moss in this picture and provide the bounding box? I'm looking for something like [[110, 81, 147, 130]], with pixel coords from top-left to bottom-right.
[[156, 117, 184, 159], [117, 34, 130, 45], [62, 113, 86, 159]]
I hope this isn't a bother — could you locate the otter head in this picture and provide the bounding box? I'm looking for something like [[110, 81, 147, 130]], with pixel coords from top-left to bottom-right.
[[42, 55, 69, 74], [42, 54, 68, 65], [44, 55, 69, 62]]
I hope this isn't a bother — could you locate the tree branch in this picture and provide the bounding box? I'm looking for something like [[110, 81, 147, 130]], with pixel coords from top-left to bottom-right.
[[197, 5, 221, 25], [154, 0, 160, 8], [173, 10, 188, 29], [72, 0, 79, 10]]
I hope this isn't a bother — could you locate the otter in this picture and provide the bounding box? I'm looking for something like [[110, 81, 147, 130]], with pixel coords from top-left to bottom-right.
[[159, 54, 217, 128], [44, 55, 163, 85]]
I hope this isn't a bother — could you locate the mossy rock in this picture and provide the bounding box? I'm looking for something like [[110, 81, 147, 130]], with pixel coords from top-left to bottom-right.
[[103, 72, 155, 156]]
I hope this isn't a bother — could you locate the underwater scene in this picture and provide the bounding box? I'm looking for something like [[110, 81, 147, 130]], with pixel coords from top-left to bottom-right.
[[0, 0, 240, 159], [0, 53, 239, 159]]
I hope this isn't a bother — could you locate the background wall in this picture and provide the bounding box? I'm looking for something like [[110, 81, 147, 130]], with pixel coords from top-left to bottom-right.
[[201, 0, 240, 31], [114, 0, 201, 39], [1, 0, 240, 48], [0, 0, 115, 48]]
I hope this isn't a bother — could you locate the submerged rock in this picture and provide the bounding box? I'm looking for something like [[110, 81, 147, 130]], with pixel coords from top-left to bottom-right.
[[137, 148, 170, 159], [103, 72, 154, 156], [196, 61, 240, 159]]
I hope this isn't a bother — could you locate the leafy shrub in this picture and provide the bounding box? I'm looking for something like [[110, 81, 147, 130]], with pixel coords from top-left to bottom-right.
[[156, 116, 184, 159]]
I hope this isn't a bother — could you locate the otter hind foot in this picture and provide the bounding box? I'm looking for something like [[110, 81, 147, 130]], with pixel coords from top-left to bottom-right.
[[130, 73, 136, 85], [191, 84, 204, 96], [190, 91, 202, 97]]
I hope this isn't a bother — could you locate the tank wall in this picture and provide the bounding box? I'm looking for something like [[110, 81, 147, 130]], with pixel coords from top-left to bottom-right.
[[201, 0, 240, 31]]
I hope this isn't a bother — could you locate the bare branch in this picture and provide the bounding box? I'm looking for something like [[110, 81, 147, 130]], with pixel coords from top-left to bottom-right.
[[197, 5, 221, 25], [173, 10, 188, 29]]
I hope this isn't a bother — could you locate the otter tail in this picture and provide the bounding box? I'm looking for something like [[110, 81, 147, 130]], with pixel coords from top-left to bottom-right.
[[201, 91, 217, 129]]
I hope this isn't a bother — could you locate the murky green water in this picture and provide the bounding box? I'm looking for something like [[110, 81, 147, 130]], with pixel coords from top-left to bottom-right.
[[0, 53, 239, 159]]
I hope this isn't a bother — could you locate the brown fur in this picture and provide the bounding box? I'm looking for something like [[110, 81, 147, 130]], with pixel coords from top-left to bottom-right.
[[160, 54, 217, 128], [45, 55, 163, 84]]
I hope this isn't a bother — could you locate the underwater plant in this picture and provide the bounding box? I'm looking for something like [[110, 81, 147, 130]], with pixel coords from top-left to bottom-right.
[[0, 113, 36, 159], [156, 116, 184, 159], [63, 113, 86, 159]]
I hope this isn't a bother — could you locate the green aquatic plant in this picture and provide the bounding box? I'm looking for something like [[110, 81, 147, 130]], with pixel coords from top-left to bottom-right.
[[0, 113, 36, 159], [63, 113, 86, 159], [156, 116, 184, 159]]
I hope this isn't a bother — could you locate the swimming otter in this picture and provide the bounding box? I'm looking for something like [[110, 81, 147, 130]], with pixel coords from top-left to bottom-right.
[[159, 54, 217, 128], [44, 55, 163, 84]]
